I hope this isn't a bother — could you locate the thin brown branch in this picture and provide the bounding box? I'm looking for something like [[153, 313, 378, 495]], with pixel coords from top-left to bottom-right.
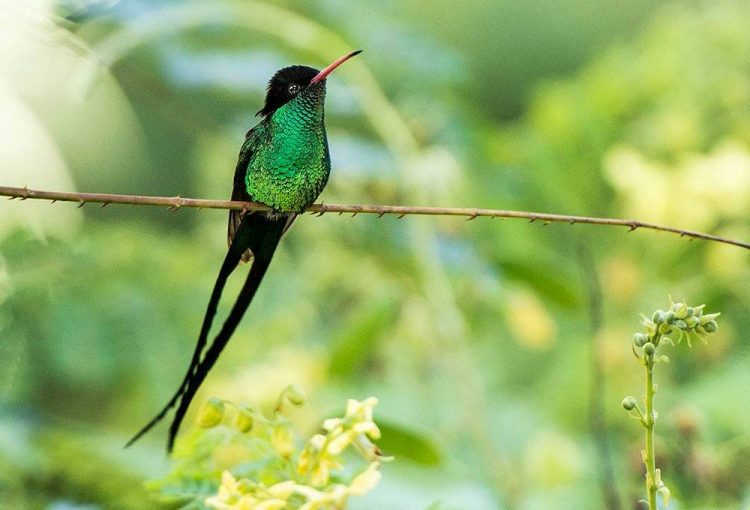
[[1, 185, 749, 250]]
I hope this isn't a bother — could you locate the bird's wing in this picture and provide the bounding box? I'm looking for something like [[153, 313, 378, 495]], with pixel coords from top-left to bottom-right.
[[228, 127, 259, 263]]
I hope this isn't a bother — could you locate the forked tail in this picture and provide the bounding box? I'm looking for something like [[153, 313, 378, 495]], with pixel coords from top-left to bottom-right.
[[125, 213, 288, 451]]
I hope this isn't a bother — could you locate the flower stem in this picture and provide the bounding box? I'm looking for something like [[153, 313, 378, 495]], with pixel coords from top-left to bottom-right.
[[644, 350, 657, 509]]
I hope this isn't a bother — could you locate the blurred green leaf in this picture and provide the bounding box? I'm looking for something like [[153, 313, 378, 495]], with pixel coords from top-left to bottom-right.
[[376, 420, 442, 466]]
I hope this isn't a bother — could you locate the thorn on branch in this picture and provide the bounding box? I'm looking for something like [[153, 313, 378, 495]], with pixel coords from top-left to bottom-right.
[[398, 213, 406, 219], [316, 210, 325, 217], [77, 201, 86, 208], [100, 202, 109, 208], [466, 212, 478, 221]]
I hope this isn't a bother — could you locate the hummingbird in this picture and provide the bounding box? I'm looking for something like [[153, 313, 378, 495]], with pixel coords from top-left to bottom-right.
[[126, 49, 362, 452]]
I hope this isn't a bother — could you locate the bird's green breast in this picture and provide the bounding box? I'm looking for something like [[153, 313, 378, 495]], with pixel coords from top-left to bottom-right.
[[245, 90, 331, 213]]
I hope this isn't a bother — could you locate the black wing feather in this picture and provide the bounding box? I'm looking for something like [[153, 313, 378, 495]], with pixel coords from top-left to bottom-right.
[[229, 129, 257, 263]]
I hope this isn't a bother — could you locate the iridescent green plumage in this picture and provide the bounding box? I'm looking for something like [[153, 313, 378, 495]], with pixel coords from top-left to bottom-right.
[[243, 81, 331, 213]]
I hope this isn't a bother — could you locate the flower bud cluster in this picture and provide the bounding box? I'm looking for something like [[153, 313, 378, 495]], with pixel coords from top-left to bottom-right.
[[635, 300, 720, 353]]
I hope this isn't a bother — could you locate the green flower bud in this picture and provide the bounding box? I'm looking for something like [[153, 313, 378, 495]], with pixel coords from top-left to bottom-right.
[[284, 384, 307, 406], [652, 310, 665, 324], [685, 315, 700, 328], [700, 312, 721, 325], [622, 396, 637, 411], [658, 485, 671, 508], [672, 302, 688, 319], [674, 319, 687, 330], [658, 322, 672, 335], [235, 407, 255, 433], [643, 342, 656, 356], [633, 333, 649, 347], [663, 311, 675, 324], [196, 397, 225, 428], [644, 320, 657, 337], [694, 325, 706, 335], [703, 320, 718, 333]]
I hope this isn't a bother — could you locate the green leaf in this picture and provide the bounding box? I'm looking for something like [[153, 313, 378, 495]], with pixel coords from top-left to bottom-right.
[[376, 420, 442, 466]]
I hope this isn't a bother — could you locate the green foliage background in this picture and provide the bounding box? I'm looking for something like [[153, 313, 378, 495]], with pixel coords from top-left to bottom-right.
[[1, 0, 749, 508]]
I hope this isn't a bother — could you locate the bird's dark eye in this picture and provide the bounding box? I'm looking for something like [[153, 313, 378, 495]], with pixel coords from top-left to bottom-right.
[[288, 84, 301, 95]]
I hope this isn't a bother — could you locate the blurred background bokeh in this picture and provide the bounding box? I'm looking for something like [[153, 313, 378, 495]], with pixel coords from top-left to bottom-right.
[[2, 0, 750, 508]]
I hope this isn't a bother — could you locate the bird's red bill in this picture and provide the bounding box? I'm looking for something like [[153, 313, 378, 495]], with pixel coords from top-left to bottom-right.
[[310, 49, 362, 85]]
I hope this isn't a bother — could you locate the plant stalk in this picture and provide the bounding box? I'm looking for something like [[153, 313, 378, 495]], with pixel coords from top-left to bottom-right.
[[644, 352, 657, 509]]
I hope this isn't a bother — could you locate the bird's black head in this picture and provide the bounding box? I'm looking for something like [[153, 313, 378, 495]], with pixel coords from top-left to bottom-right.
[[257, 50, 362, 117], [257, 65, 319, 117]]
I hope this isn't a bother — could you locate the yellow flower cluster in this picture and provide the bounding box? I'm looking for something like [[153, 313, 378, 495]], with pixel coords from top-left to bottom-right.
[[202, 394, 390, 510], [206, 463, 381, 510]]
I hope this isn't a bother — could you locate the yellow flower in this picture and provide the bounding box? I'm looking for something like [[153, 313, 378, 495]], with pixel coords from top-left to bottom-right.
[[348, 463, 381, 496], [271, 419, 295, 458], [202, 391, 387, 510]]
